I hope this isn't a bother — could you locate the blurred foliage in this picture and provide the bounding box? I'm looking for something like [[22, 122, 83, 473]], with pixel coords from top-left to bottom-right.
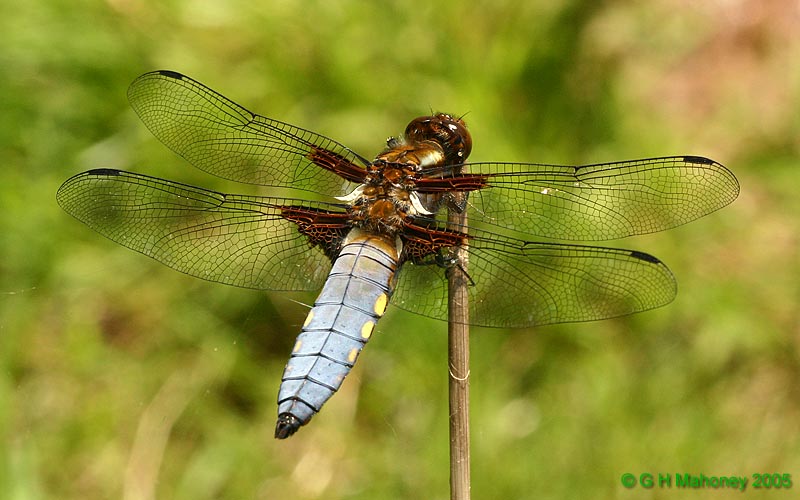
[[1, 0, 798, 498]]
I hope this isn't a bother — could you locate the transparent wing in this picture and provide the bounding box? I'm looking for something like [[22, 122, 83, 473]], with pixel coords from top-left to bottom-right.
[[56, 169, 346, 291], [127, 70, 370, 195], [422, 156, 739, 240], [392, 228, 676, 328]]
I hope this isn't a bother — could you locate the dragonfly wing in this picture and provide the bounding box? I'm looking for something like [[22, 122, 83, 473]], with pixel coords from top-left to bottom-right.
[[127, 71, 370, 195], [421, 156, 739, 240], [392, 228, 676, 328], [56, 169, 348, 291]]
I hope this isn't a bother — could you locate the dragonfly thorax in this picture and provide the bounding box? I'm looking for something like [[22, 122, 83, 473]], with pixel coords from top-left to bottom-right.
[[346, 162, 427, 234]]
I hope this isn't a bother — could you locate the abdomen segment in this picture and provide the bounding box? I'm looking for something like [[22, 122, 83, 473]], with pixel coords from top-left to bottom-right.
[[275, 229, 400, 438]]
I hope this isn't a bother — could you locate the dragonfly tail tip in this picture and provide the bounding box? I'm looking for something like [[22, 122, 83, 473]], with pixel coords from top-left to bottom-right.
[[274, 413, 303, 439]]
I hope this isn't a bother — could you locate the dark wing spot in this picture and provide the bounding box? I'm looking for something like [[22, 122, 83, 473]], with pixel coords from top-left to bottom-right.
[[629, 250, 662, 264], [86, 168, 122, 176], [156, 70, 185, 80], [682, 155, 714, 165]]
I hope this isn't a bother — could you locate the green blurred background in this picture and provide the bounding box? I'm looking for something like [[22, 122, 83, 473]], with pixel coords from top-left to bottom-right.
[[2, 0, 798, 498]]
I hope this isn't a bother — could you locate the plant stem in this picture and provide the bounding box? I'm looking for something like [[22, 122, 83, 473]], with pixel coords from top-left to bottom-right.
[[448, 203, 470, 500]]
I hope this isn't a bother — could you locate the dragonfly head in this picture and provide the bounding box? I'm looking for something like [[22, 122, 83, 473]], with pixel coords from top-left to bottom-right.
[[404, 113, 472, 164]]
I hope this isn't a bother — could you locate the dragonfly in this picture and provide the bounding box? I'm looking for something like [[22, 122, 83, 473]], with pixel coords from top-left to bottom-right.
[[57, 70, 739, 438]]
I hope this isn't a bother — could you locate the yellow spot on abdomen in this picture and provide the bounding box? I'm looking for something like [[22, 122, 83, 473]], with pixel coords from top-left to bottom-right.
[[347, 347, 359, 363], [373, 293, 388, 317], [303, 310, 314, 328], [361, 321, 375, 339], [292, 340, 302, 353]]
